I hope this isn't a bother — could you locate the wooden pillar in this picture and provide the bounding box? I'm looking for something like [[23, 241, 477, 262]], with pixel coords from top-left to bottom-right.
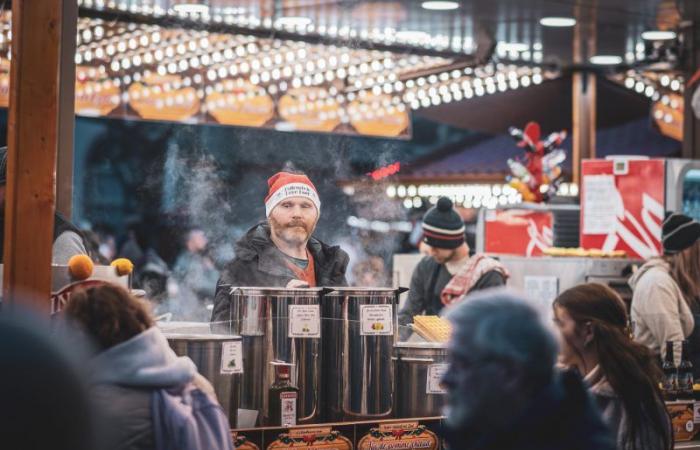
[[3, 1, 71, 311], [572, 2, 597, 185], [56, 0, 77, 218], [681, 0, 700, 160]]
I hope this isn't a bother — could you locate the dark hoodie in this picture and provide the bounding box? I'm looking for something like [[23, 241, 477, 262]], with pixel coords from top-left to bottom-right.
[[443, 370, 616, 450], [210, 223, 349, 323]]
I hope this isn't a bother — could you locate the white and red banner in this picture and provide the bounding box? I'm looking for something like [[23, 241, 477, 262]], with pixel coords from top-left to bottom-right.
[[580, 159, 665, 259], [484, 209, 554, 257]]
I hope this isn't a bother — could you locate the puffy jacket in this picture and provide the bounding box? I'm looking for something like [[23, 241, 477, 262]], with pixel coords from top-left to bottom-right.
[[629, 258, 694, 365], [211, 223, 349, 323], [88, 327, 213, 450]]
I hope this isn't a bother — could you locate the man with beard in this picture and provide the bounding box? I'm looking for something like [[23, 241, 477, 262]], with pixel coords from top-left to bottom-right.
[[441, 290, 616, 450], [398, 197, 507, 336], [211, 172, 348, 322], [0, 146, 88, 264]]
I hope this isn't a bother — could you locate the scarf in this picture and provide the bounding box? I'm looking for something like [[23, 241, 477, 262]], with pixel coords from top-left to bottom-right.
[[441, 253, 508, 306]]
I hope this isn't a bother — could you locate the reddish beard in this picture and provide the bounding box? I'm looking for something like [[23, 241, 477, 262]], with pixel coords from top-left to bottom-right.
[[269, 216, 315, 244]]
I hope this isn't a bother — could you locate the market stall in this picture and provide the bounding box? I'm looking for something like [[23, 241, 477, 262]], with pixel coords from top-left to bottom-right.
[[4, 1, 700, 449]]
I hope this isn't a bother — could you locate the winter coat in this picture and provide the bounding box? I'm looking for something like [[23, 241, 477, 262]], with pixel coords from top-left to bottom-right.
[[398, 255, 506, 331], [584, 366, 671, 450], [443, 369, 616, 450], [88, 327, 215, 450], [211, 223, 349, 323], [629, 258, 695, 365]]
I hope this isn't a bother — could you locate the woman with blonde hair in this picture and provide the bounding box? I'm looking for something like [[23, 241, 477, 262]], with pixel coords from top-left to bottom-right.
[[629, 212, 700, 371]]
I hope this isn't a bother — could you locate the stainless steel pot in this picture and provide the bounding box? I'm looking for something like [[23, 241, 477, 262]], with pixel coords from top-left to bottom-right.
[[393, 342, 448, 418], [223, 287, 324, 425], [322, 287, 407, 421], [160, 322, 242, 428]]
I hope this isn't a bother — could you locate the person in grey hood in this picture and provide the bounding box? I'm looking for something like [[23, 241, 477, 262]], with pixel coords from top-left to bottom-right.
[[64, 283, 229, 450], [629, 212, 700, 367]]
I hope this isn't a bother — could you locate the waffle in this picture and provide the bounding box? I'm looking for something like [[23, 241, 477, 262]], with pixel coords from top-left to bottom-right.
[[412, 315, 452, 343]]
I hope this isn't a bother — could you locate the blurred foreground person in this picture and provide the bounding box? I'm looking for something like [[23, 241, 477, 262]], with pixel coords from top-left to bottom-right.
[[64, 283, 233, 450], [0, 312, 94, 450], [442, 290, 615, 450], [554, 284, 672, 450]]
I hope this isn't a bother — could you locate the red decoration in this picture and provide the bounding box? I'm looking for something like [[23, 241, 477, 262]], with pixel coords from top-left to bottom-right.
[[368, 162, 401, 180], [507, 121, 567, 202]]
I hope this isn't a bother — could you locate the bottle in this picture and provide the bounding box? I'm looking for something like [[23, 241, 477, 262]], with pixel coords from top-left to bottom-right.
[[662, 341, 678, 401], [268, 362, 299, 427], [678, 340, 694, 400]]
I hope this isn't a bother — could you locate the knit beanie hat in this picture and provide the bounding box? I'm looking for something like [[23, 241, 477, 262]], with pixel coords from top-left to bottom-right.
[[422, 197, 465, 249], [662, 212, 700, 255], [265, 172, 321, 217]]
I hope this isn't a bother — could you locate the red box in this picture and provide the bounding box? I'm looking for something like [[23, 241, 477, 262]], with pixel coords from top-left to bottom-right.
[[580, 159, 665, 259]]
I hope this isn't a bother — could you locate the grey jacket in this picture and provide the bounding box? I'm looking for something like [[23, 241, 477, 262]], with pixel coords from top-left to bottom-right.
[[585, 366, 671, 450], [88, 327, 205, 450]]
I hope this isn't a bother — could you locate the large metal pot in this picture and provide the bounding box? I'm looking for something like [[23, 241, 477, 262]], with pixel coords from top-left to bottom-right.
[[322, 287, 406, 421], [393, 342, 448, 418], [223, 287, 324, 426], [159, 322, 242, 428]]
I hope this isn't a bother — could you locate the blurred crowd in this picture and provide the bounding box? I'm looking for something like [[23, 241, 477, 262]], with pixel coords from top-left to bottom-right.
[[80, 222, 395, 321]]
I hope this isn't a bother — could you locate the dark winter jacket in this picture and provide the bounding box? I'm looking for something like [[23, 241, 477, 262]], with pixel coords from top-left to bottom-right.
[[443, 369, 616, 450], [210, 223, 349, 323], [398, 255, 506, 331]]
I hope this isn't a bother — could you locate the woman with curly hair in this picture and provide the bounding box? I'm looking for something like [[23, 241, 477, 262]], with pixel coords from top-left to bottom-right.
[[64, 283, 231, 450]]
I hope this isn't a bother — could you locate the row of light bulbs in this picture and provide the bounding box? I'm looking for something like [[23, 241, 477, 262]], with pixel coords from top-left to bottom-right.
[[622, 72, 684, 107], [393, 182, 579, 210], [67, 18, 450, 106], [77, 0, 479, 53]]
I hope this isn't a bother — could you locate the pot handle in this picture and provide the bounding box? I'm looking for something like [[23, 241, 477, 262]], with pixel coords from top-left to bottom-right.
[[395, 286, 409, 295], [320, 287, 334, 296]]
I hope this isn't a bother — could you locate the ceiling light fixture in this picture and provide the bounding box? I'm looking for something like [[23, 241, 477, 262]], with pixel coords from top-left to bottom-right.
[[421, 1, 459, 10], [641, 30, 677, 41], [540, 17, 576, 27], [589, 55, 623, 65], [172, 3, 209, 14]]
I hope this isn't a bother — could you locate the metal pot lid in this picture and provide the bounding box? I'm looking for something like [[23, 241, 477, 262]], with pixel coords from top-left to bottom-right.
[[229, 286, 326, 296], [394, 341, 448, 350], [163, 332, 242, 341], [324, 286, 407, 296]]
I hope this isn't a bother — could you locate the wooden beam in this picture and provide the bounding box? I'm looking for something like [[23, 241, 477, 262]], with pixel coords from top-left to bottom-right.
[[56, 0, 78, 218], [572, 1, 597, 185], [3, 1, 68, 311], [681, 0, 700, 160]]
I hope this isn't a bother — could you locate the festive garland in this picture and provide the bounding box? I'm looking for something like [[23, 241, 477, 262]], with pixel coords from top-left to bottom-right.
[[368, 425, 426, 439]]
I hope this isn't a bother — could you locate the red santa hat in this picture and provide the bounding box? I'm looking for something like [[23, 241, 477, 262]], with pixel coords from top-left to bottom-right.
[[265, 172, 321, 217]]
